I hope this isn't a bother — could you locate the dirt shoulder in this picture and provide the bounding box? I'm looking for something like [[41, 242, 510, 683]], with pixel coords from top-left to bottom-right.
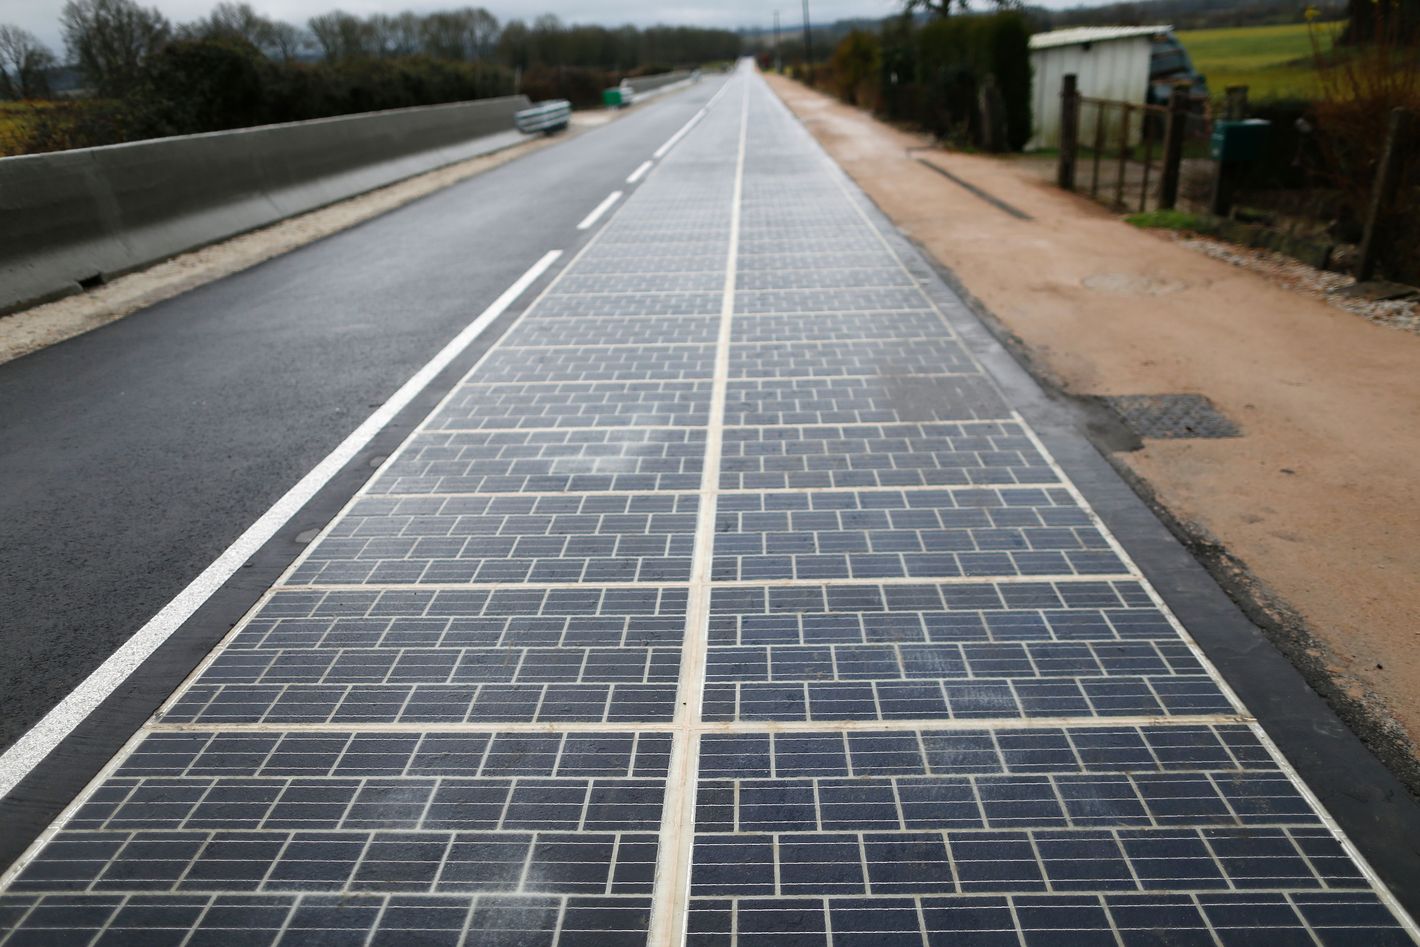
[[767, 73, 1420, 791]]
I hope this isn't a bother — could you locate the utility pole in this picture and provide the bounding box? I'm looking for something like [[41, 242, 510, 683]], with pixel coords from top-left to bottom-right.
[[802, 0, 813, 64], [773, 11, 782, 73]]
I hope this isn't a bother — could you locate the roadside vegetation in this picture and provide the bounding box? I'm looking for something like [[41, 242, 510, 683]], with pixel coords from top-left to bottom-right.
[[775, 9, 1033, 153], [770, 0, 1418, 284], [0, 0, 741, 156]]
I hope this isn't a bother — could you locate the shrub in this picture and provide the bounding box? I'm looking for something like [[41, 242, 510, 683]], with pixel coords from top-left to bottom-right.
[[1307, 2, 1420, 279], [916, 13, 1031, 149], [4, 97, 133, 153], [519, 64, 613, 110], [130, 36, 269, 136], [806, 13, 1032, 152], [830, 30, 880, 108]]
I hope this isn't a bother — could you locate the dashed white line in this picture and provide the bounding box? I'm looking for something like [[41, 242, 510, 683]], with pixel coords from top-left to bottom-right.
[[0, 249, 564, 802], [627, 160, 654, 184], [577, 191, 624, 230]]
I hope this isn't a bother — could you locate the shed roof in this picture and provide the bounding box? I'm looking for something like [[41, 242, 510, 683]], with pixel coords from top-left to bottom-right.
[[1029, 26, 1172, 50]]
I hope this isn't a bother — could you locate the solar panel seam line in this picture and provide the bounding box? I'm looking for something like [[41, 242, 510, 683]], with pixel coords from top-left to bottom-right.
[[363, 483, 1074, 499], [647, 70, 748, 947], [127, 714, 1257, 739]]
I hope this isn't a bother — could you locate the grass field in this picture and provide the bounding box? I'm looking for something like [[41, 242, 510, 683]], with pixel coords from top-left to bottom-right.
[[1177, 21, 1340, 102], [0, 102, 37, 156]]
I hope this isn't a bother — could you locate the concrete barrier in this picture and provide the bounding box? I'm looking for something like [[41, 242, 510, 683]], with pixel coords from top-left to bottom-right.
[[623, 71, 694, 98], [0, 94, 531, 314]]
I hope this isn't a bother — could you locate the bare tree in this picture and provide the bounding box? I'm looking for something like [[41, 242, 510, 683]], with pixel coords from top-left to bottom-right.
[[419, 7, 499, 60], [468, 8, 499, 59], [368, 11, 422, 57], [902, 0, 1020, 14], [179, 4, 308, 61], [308, 10, 373, 60], [262, 20, 308, 61], [0, 24, 56, 99], [194, 2, 267, 42], [61, 0, 170, 96]]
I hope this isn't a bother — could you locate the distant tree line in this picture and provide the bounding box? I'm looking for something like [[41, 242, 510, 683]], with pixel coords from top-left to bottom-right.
[[1024, 0, 1349, 32], [741, 0, 1356, 53], [0, 0, 740, 155]]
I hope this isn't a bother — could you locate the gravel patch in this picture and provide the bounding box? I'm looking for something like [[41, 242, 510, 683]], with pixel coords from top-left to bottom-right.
[[1176, 233, 1420, 335]]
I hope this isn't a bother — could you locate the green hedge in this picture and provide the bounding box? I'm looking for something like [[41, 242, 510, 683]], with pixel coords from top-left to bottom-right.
[[14, 37, 520, 151], [869, 12, 1032, 152], [130, 38, 517, 138]]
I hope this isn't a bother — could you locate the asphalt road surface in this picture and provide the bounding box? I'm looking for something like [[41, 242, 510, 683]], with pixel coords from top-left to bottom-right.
[[0, 77, 723, 752]]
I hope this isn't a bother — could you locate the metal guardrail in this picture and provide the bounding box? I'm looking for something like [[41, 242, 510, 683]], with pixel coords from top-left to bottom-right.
[[514, 100, 572, 135]]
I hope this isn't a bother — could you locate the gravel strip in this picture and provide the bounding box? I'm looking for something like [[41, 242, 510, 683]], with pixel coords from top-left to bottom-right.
[[1176, 233, 1420, 335]]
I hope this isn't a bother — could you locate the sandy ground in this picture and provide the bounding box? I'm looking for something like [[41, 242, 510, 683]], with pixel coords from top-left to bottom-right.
[[0, 109, 628, 368], [768, 74, 1420, 789]]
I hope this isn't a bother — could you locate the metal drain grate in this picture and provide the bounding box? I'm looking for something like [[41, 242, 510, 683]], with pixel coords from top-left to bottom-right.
[[1105, 393, 1241, 439]]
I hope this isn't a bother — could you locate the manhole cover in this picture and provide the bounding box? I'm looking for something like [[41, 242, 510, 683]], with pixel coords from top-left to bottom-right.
[[1105, 394, 1241, 439]]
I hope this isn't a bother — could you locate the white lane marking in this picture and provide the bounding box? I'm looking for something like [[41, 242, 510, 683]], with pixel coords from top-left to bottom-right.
[[648, 70, 750, 947], [576, 191, 623, 230], [627, 160, 654, 184], [140, 713, 1247, 736], [0, 249, 563, 802], [653, 109, 707, 159]]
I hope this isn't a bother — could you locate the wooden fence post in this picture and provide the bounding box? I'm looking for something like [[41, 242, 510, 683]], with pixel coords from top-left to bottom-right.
[[1058, 74, 1079, 190], [1115, 104, 1132, 208], [1357, 107, 1415, 283], [1090, 102, 1106, 197], [1209, 85, 1250, 217], [1224, 85, 1249, 121], [978, 74, 1007, 153], [1158, 84, 1190, 210]]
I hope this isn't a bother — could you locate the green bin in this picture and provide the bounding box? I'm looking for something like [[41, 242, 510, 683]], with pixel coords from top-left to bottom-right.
[[602, 87, 624, 108], [1210, 119, 1271, 162]]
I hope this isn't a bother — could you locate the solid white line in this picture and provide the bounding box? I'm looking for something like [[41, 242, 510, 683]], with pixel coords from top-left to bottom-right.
[[648, 71, 749, 947], [576, 191, 623, 230], [0, 249, 563, 802], [627, 160, 654, 184], [653, 109, 707, 159]]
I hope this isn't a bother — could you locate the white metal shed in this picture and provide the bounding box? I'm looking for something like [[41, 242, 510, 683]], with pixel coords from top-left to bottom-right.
[[1029, 25, 1169, 150]]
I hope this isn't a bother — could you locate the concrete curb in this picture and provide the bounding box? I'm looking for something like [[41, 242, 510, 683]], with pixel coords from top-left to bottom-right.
[[0, 95, 531, 315]]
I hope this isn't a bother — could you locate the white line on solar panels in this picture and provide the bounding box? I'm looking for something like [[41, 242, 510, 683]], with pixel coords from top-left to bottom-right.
[[653, 109, 708, 159], [778, 72, 1420, 938], [627, 160, 654, 184], [273, 573, 1140, 593], [576, 191, 623, 230], [649, 72, 749, 947], [370, 483, 1071, 500], [0, 250, 563, 804], [140, 713, 1250, 735]]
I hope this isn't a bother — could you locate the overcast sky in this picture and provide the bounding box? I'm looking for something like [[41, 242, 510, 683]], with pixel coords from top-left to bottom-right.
[[1, 0, 948, 53]]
